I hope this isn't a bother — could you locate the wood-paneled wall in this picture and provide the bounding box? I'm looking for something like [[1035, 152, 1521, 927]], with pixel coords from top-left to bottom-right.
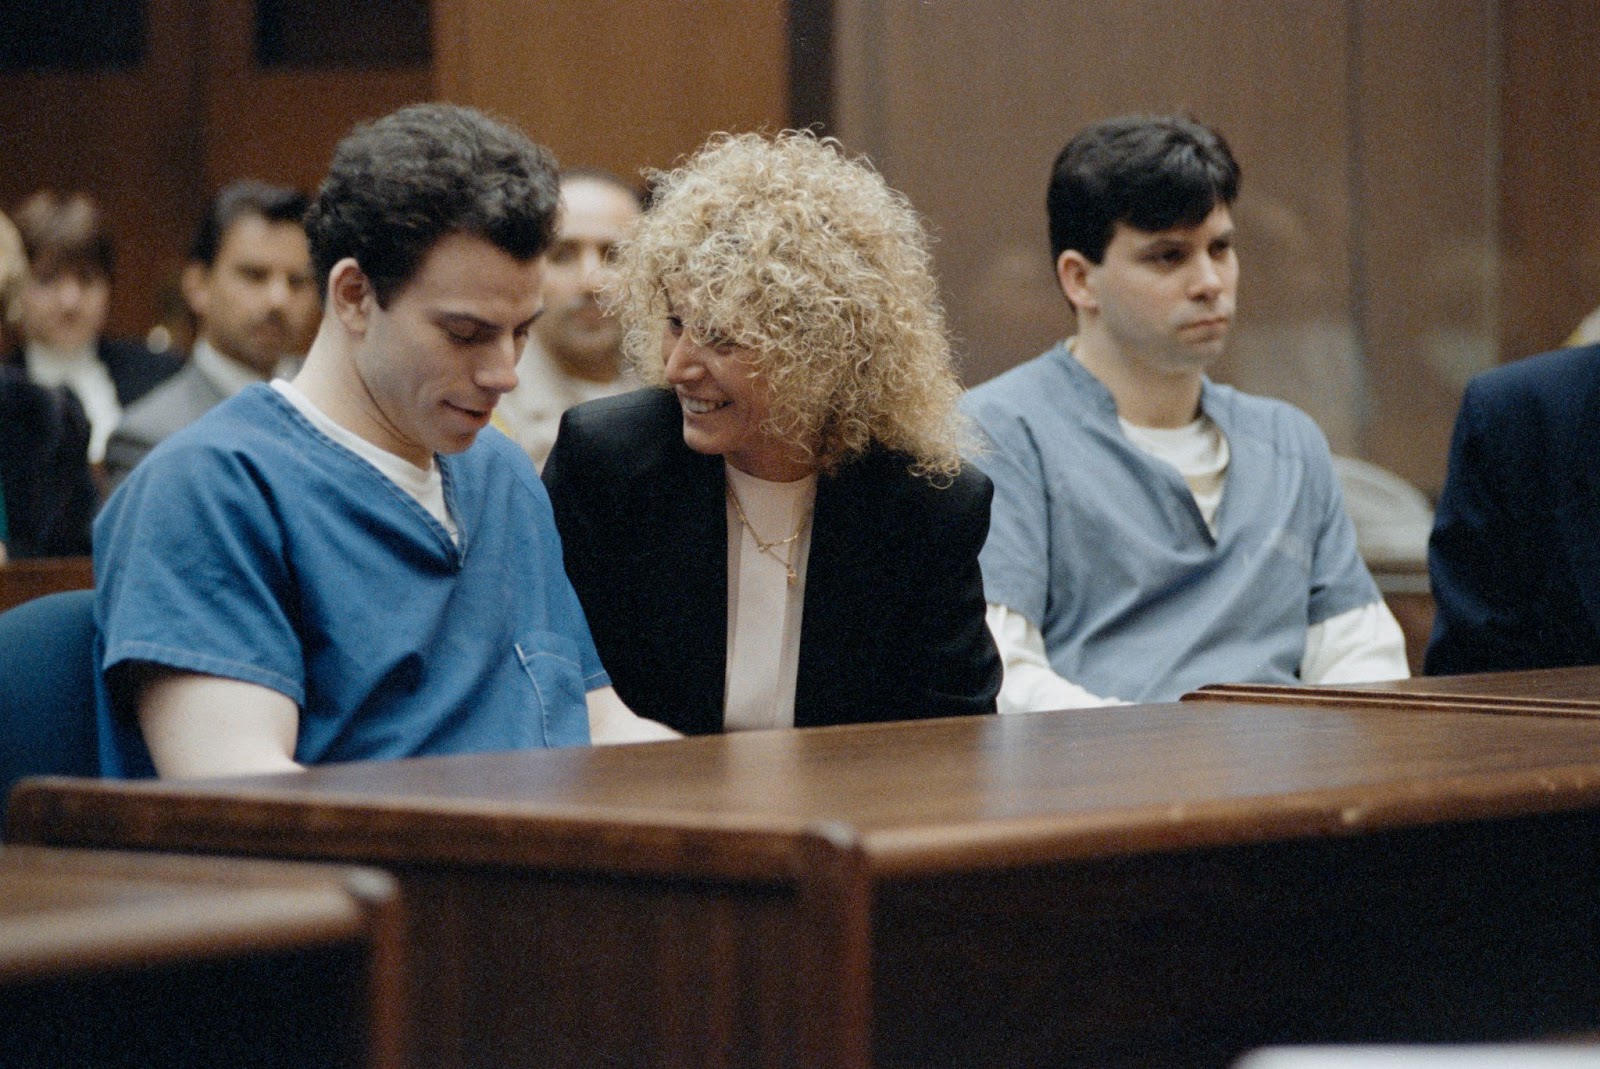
[[6, 0, 1596, 497], [1500, 0, 1600, 364], [432, 0, 789, 186], [1, 0, 208, 345], [0, 0, 791, 347], [0, 0, 430, 346]]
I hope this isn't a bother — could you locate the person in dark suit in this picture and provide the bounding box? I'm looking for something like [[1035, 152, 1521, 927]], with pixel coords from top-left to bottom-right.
[[7, 191, 180, 465], [1426, 343, 1600, 674], [0, 367, 96, 559], [0, 211, 97, 560], [544, 131, 1001, 735]]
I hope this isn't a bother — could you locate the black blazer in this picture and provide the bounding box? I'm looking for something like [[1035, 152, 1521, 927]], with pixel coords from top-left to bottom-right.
[[544, 388, 1001, 735], [1426, 344, 1600, 674], [0, 369, 96, 558]]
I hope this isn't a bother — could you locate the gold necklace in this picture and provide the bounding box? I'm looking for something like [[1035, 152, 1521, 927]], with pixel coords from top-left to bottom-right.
[[725, 481, 809, 586]]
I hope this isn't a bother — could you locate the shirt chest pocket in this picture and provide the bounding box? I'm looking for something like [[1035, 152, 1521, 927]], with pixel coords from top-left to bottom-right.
[[514, 631, 591, 747]]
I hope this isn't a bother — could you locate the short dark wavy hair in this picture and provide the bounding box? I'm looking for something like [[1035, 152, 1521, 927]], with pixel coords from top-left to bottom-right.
[[304, 103, 561, 306], [1048, 114, 1240, 265], [190, 181, 310, 268]]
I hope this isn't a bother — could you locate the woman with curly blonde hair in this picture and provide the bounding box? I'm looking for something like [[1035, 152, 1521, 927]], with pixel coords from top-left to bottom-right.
[[544, 131, 1000, 735]]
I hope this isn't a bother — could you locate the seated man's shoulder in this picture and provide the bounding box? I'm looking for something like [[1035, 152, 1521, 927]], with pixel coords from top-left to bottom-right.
[[961, 349, 1068, 419], [961, 353, 1089, 478], [1467, 342, 1600, 409], [458, 424, 550, 496], [121, 387, 294, 485], [553, 387, 683, 461], [1209, 381, 1331, 455], [115, 363, 224, 442], [470, 421, 533, 461]]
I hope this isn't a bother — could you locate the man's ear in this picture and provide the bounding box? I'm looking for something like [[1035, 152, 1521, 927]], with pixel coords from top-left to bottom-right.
[[328, 258, 373, 336], [179, 262, 210, 320], [1056, 249, 1096, 314]]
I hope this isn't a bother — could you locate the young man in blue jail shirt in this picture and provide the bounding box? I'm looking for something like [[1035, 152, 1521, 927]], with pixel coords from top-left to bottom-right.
[[961, 115, 1408, 709], [95, 104, 675, 778]]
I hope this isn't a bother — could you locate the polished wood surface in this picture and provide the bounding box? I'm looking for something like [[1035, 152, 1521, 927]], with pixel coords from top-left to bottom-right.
[[1186, 665, 1600, 718], [0, 557, 93, 613], [19, 702, 1600, 867], [0, 845, 405, 1069], [13, 703, 1600, 1068]]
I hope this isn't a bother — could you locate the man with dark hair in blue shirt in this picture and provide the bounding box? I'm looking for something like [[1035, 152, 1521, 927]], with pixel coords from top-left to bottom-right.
[[96, 104, 674, 779], [963, 115, 1408, 708]]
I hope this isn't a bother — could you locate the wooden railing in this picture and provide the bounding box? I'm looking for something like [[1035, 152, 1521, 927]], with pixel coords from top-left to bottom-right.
[[0, 557, 94, 614]]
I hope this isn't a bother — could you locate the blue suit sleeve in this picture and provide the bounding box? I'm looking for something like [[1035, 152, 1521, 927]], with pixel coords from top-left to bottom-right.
[[1425, 379, 1526, 673]]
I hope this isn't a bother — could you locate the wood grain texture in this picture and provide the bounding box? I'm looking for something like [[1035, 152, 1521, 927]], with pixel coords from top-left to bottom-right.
[[1500, 0, 1600, 361], [432, 0, 787, 183], [1186, 665, 1600, 718], [16, 703, 1600, 872], [13, 702, 1600, 1067], [0, 0, 429, 347], [872, 810, 1600, 1067]]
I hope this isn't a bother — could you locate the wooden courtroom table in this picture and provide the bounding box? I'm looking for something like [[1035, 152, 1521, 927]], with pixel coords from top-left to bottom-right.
[[12, 702, 1600, 1069], [0, 556, 94, 613], [0, 845, 405, 1069], [1186, 665, 1600, 717]]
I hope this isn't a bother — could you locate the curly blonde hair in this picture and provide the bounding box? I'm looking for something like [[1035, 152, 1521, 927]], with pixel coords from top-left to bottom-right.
[[612, 130, 968, 479]]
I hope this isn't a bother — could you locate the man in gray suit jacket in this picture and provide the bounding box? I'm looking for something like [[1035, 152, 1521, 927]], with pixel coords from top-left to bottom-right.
[[104, 182, 319, 489]]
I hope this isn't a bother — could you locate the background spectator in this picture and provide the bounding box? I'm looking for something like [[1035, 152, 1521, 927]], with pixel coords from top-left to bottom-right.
[[7, 191, 180, 465]]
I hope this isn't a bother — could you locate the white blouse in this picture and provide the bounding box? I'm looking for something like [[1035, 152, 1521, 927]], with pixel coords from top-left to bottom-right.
[[722, 463, 817, 731]]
